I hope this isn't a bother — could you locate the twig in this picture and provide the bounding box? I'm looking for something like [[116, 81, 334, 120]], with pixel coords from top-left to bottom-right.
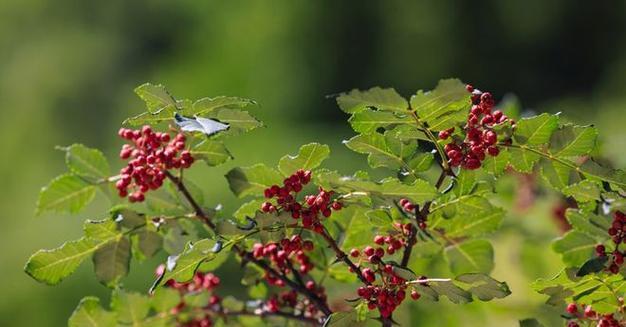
[[319, 226, 371, 285], [164, 171, 332, 316]]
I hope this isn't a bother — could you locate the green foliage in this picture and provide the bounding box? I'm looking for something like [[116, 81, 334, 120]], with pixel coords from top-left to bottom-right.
[[277, 142, 330, 175], [36, 174, 96, 215], [26, 80, 626, 327]]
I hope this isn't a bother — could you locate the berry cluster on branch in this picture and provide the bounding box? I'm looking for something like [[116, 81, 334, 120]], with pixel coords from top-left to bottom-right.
[[261, 169, 342, 232], [350, 229, 421, 318], [250, 236, 327, 318], [440, 85, 514, 170], [565, 302, 623, 327], [116, 126, 194, 202]]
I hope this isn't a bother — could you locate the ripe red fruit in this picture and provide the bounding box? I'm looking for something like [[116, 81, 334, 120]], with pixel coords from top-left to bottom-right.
[[350, 248, 360, 257], [410, 290, 421, 300], [374, 235, 385, 245], [566, 303, 578, 314]]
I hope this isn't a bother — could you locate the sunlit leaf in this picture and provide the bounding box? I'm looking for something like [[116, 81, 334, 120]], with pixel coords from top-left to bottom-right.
[[62, 144, 110, 182], [336, 87, 408, 113], [36, 174, 96, 215], [410, 79, 469, 130], [513, 113, 559, 145], [226, 164, 283, 198], [278, 143, 330, 176]]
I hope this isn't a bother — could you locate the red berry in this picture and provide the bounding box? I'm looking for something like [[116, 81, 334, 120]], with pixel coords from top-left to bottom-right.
[[566, 303, 578, 314], [350, 248, 360, 257]]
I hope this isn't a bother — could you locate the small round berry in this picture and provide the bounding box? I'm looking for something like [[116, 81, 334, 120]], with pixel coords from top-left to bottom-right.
[[566, 303, 578, 314]]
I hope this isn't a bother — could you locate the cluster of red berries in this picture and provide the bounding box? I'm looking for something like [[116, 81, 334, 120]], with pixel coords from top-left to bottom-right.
[[440, 85, 513, 170], [566, 302, 623, 327], [261, 170, 342, 233], [595, 211, 626, 274], [156, 265, 221, 327], [349, 229, 420, 318], [251, 236, 327, 318], [251, 235, 317, 278], [116, 125, 194, 202]]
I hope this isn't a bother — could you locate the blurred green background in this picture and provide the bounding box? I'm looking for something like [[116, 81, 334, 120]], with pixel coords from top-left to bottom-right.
[[2, 1, 626, 326]]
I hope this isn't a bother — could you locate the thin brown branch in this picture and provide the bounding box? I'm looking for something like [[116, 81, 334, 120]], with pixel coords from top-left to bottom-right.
[[164, 170, 332, 317], [319, 226, 371, 285], [400, 169, 447, 268]]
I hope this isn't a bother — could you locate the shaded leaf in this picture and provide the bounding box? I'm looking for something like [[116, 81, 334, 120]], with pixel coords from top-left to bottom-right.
[[111, 289, 150, 324], [444, 239, 494, 275], [68, 296, 116, 327], [93, 237, 131, 287], [191, 140, 232, 166]]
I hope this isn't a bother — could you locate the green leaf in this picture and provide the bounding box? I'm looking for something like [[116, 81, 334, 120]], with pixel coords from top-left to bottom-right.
[[428, 280, 472, 304], [455, 273, 511, 301], [26, 219, 123, 285], [225, 164, 283, 198], [233, 199, 264, 224], [151, 288, 181, 312], [63, 144, 110, 182], [278, 143, 330, 176], [135, 230, 163, 259], [481, 148, 510, 176], [134, 83, 176, 113], [549, 124, 598, 157], [189, 96, 255, 116], [576, 256, 608, 277], [562, 180, 601, 203], [111, 289, 150, 324], [316, 171, 437, 204], [335, 207, 374, 250], [348, 109, 413, 134], [445, 239, 494, 275], [25, 238, 103, 285], [552, 231, 596, 266], [324, 310, 366, 327], [565, 209, 610, 240], [344, 133, 409, 170], [84, 219, 119, 239], [434, 201, 505, 238], [69, 297, 116, 327], [36, 174, 96, 215], [336, 87, 408, 113], [407, 152, 434, 173], [532, 268, 626, 312], [162, 239, 217, 283], [205, 108, 262, 136], [513, 113, 559, 145], [540, 158, 579, 190], [123, 106, 177, 126], [191, 140, 232, 166], [453, 170, 476, 197], [93, 236, 131, 287], [410, 78, 469, 130], [508, 147, 540, 173]]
